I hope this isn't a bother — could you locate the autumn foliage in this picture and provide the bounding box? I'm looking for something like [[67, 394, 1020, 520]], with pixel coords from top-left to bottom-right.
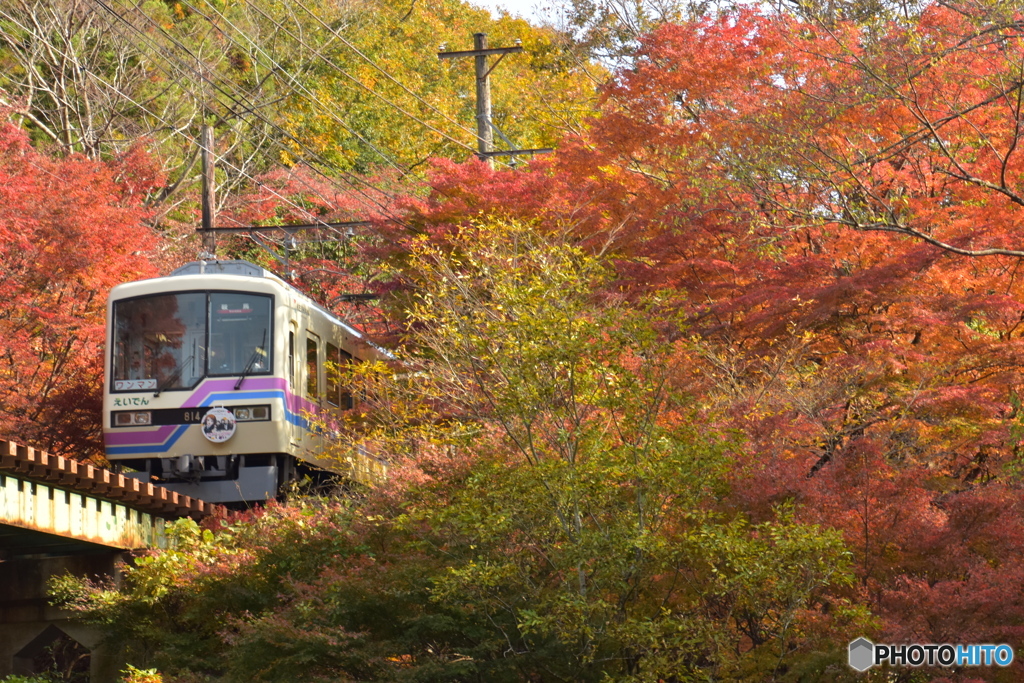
[[38, 1, 1024, 681], [0, 119, 163, 456], [376, 3, 1024, 678]]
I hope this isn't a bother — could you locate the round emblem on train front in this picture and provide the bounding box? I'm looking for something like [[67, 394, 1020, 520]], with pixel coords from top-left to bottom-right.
[[201, 406, 236, 443]]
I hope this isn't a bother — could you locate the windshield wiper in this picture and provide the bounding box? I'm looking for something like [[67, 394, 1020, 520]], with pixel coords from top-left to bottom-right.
[[154, 354, 194, 397], [235, 330, 267, 390]]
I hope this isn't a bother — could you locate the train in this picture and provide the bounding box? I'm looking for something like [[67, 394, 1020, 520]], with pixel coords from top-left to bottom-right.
[[103, 259, 385, 504]]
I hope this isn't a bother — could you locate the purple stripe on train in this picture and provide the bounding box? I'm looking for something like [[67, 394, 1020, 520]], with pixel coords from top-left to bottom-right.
[[105, 377, 320, 448]]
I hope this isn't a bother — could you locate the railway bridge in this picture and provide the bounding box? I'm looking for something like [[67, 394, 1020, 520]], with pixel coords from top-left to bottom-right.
[[0, 440, 221, 682]]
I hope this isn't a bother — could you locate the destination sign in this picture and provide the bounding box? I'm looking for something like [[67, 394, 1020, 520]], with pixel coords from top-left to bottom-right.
[[114, 379, 158, 391]]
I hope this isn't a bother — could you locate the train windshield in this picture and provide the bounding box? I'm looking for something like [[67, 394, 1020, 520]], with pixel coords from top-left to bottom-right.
[[112, 291, 272, 392], [208, 292, 272, 377]]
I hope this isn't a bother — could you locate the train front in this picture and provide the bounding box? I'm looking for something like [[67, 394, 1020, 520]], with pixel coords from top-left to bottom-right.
[[103, 265, 293, 503]]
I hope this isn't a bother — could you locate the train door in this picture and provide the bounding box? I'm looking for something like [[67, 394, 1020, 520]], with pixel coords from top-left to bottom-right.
[[304, 331, 324, 457], [326, 342, 354, 410], [287, 324, 302, 450]]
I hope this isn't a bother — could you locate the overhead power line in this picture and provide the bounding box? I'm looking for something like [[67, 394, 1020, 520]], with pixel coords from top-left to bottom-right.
[[95, 0, 407, 225], [4, 7, 391, 249], [232, 0, 480, 155], [178, 0, 409, 173], [3, 0, 411, 313], [285, 0, 482, 141]]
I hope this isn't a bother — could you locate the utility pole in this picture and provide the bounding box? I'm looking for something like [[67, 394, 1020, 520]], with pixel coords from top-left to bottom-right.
[[200, 125, 216, 256], [473, 33, 493, 160], [439, 33, 550, 166], [440, 33, 515, 162], [193, 129, 374, 299], [195, 126, 371, 258]]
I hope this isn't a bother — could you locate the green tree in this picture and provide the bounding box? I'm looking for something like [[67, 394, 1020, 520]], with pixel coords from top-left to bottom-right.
[[359, 220, 859, 680], [53, 222, 856, 681]]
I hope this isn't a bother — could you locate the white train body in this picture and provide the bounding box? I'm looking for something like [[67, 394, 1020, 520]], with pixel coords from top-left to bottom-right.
[[103, 260, 383, 503]]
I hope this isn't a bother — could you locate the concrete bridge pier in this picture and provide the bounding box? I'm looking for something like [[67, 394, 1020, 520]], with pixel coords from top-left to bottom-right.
[[0, 440, 222, 682], [0, 554, 125, 682]]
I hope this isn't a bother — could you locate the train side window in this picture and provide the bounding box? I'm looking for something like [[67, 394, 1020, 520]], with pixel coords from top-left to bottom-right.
[[326, 343, 354, 409], [326, 343, 339, 407], [306, 333, 320, 399], [288, 331, 296, 390]]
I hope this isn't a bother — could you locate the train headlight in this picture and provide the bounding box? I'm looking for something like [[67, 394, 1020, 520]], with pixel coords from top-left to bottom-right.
[[231, 405, 270, 421], [114, 410, 152, 426]]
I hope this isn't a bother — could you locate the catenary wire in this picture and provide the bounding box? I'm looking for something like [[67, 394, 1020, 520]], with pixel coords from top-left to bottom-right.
[[189, 0, 481, 155], [258, 0, 484, 142], [178, 0, 410, 174], [107, 0, 493, 230], [95, 0, 408, 220]]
